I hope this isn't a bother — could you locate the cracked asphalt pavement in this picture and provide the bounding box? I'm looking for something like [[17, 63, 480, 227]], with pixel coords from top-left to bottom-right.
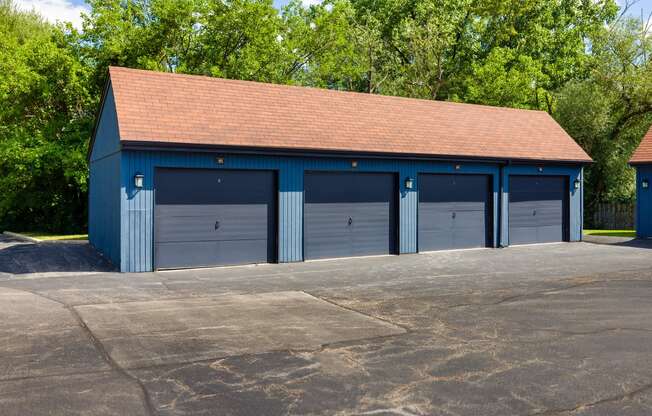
[[2, 235, 652, 415]]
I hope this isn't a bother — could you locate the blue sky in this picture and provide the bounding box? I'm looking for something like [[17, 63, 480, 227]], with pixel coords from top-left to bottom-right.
[[14, 0, 652, 30]]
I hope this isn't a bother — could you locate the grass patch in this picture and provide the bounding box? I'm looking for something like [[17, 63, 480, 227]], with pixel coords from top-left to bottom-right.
[[16, 232, 88, 241], [583, 229, 636, 238]]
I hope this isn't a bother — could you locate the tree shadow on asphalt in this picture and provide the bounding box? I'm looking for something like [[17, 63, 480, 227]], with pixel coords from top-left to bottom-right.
[[0, 237, 116, 275]]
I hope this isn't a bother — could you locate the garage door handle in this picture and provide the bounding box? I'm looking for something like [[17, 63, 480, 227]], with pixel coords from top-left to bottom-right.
[[215, 220, 220, 230], [533, 210, 536, 216], [452, 212, 456, 219], [348, 217, 353, 226]]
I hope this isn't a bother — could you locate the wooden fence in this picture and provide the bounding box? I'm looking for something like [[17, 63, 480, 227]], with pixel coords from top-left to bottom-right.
[[591, 202, 635, 230]]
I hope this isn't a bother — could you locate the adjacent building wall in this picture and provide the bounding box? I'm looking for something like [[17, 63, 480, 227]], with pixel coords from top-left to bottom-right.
[[636, 165, 652, 238], [88, 83, 122, 266]]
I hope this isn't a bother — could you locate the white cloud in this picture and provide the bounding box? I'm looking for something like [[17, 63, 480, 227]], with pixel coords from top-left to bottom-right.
[[14, 0, 89, 30], [301, 0, 322, 7]]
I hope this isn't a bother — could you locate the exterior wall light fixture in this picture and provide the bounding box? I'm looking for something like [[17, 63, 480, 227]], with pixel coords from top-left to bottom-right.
[[134, 173, 144, 189], [643, 179, 650, 189], [351, 160, 358, 168], [216, 156, 225, 165], [454, 164, 461, 170], [574, 179, 581, 190], [538, 167, 544, 172], [405, 177, 414, 189]]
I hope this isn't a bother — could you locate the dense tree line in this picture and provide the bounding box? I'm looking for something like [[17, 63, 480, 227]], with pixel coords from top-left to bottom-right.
[[0, 0, 650, 232]]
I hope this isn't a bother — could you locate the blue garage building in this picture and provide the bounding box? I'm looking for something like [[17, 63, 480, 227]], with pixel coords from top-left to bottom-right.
[[631, 126, 652, 238], [89, 67, 590, 272]]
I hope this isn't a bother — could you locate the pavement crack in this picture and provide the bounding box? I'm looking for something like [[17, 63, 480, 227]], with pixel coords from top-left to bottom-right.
[[0, 285, 68, 306], [445, 278, 624, 310], [67, 306, 158, 416], [529, 381, 652, 415], [0, 369, 114, 383], [305, 291, 412, 332]]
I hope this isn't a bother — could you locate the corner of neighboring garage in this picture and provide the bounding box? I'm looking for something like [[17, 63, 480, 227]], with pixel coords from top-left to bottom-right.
[[635, 164, 652, 238]]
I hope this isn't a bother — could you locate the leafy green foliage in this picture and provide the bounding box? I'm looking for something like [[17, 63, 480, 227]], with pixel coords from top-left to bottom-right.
[[346, 0, 618, 108], [555, 16, 652, 213], [0, 0, 93, 232], [0, 0, 649, 233]]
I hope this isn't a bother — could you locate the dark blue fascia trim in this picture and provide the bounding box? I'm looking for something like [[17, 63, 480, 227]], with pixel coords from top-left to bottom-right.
[[121, 141, 591, 167]]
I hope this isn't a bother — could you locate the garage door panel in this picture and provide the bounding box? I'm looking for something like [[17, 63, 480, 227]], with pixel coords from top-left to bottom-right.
[[351, 235, 391, 256], [453, 210, 486, 229], [537, 225, 563, 243], [304, 203, 352, 259], [155, 204, 268, 242], [154, 168, 276, 269], [304, 172, 396, 260], [508, 201, 538, 227], [304, 236, 351, 259], [420, 175, 488, 203], [351, 203, 392, 255], [454, 226, 487, 248], [156, 239, 268, 269], [418, 207, 454, 233], [536, 203, 564, 226], [156, 169, 274, 205], [454, 201, 487, 212], [508, 176, 567, 245], [418, 231, 454, 251], [509, 226, 537, 245], [454, 210, 487, 248], [418, 174, 490, 251], [304, 203, 354, 235]]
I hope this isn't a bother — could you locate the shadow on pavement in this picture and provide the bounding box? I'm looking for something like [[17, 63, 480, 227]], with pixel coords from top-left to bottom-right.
[[583, 234, 652, 249], [611, 239, 652, 249], [0, 236, 115, 275]]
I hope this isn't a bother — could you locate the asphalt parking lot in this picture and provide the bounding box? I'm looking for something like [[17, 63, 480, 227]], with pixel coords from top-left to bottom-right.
[[2, 235, 652, 415]]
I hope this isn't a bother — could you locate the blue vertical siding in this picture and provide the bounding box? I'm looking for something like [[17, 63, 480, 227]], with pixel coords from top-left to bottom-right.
[[118, 150, 506, 272], [636, 165, 652, 238], [90, 83, 120, 161], [500, 164, 583, 246], [114, 150, 585, 272], [88, 82, 121, 267], [89, 153, 121, 265]]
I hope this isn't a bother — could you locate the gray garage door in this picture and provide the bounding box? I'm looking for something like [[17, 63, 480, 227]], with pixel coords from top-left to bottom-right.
[[418, 174, 491, 251], [154, 168, 276, 269], [508, 175, 568, 245], [304, 171, 397, 260]]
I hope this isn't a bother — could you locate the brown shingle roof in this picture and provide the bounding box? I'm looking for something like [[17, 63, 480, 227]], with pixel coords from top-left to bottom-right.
[[630, 125, 652, 164], [108, 66, 592, 163]]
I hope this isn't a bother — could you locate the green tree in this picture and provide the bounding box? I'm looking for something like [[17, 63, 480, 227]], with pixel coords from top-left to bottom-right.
[[348, 0, 618, 108], [0, 0, 645, 234], [555, 15, 652, 212], [0, 0, 93, 232]]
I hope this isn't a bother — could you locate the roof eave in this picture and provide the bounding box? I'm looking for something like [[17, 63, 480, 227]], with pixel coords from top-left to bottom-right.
[[629, 160, 652, 166], [120, 140, 593, 166]]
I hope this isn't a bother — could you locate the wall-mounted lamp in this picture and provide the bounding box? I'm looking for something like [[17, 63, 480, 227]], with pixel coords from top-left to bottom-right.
[[454, 164, 461, 170], [134, 173, 144, 189], [538, 167, 544, 173], [574, 179, 581, 190], [405, 177, 414, 189], [351, 160, 358, 168], [643, 179, 650, 189], [216, 156, 225, 165]]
